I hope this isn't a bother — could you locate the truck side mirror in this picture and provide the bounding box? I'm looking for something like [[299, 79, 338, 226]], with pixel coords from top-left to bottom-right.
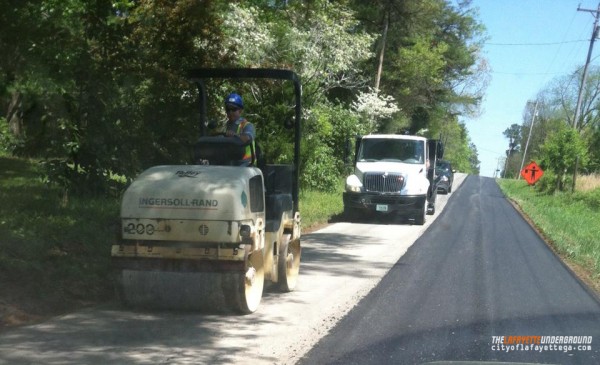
[[343, 139, 352, 164], [354, 135, 362, 162]]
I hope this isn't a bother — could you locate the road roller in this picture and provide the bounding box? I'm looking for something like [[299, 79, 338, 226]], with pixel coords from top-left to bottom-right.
[[111, 68, 302, 314]]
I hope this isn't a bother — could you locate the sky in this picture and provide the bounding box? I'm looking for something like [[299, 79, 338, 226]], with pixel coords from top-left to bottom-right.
[[465, 0, 600, 177]]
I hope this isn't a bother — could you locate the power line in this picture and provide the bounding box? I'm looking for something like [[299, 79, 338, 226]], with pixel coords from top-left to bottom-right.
[[491, 71, 567, 76], [485, 40, 587, 46], [493, 54, 600, 77], [556, 13, 592, 72], [491, 18, 600, 81]]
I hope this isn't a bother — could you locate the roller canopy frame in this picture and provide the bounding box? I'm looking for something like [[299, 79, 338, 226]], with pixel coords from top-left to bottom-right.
[[188, 68, 302, 214]]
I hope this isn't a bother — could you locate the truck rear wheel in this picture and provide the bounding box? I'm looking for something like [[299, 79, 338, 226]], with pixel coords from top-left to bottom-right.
[[427, 202, 435, 215], [414, 200, 426, 225], [225, 251, 265, 314], [278, 234, 301, 292]]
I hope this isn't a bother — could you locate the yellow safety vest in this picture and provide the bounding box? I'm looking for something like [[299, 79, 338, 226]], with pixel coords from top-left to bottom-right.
[[236, 119, 255, 165]]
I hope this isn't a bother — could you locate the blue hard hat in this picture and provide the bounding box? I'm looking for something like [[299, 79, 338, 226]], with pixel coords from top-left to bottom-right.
[[224, 93, 243, 109]]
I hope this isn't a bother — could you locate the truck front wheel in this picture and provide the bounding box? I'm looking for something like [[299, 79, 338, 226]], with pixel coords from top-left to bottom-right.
[[344, 206, 360, 222]]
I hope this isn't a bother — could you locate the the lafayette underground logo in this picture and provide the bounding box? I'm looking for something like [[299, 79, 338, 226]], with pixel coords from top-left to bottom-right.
[[491, 335, 593, 353]]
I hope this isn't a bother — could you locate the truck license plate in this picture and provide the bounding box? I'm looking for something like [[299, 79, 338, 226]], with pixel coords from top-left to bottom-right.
[[376, 204, 388, 212]]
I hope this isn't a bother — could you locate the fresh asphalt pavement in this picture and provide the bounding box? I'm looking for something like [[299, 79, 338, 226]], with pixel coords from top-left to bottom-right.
[[298, 175, 600, 365]]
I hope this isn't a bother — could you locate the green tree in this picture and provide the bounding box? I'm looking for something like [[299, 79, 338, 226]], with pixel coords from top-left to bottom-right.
[[2, 0, 225, 194], [517, 66, 600, 175], [540, 124, 589, 191], [549, 66, 600, 130], [501, 123, 521, 178], [352, 0, 488, 136], [586, 125, 600, 171], [468, 142, 480, 174], [439, 119, 478, 174], [1, 0, 488, 194]]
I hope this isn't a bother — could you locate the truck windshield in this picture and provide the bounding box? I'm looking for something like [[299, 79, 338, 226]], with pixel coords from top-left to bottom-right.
[[358, 138, 424, 164]]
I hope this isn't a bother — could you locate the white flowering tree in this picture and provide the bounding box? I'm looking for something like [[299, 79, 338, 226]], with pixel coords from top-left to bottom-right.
[[219, 2, 374, 106], [219, 4, 276, 66], [352, 88, 400, 132]]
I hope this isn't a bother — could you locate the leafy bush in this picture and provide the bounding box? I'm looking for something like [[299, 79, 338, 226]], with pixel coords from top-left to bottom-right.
[[0, 157, 119, 316], [0, 117, 24, 155], [301, 144, 340, 192], [535, 170, 557, 194], [299, 102, 365, 192], [540, 124, 588, 191], [40, 158, 128, 198]]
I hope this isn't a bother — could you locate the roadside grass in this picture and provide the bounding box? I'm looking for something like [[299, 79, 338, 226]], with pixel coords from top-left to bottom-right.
[[1, 156, 343, 326], [577, 173, 600, 192], [0, 156, 119, 325], [300, 182, 344, 230], [497, 178, 600, 291]]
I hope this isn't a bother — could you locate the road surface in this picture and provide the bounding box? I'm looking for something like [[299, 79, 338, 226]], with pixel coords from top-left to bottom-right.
[[3, 174, 597, 365], [0, 174, 466, 365], [298, 176, 600, 365]]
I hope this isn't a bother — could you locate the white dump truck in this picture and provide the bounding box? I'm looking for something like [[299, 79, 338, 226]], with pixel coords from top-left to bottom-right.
[[111, 68, 302, 314], [343, 134, 444, 225]]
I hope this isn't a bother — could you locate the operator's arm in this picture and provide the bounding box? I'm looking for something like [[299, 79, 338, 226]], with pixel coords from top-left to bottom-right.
[[237, 134, 251, 143], [226, 122, 255, 143]]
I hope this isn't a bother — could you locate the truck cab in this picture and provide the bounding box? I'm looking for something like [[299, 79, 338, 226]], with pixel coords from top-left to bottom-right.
[[343, 134, 443, 225]]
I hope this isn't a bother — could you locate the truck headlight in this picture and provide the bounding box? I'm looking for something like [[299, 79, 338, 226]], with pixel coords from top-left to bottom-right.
[[345, 175, 363, 193]]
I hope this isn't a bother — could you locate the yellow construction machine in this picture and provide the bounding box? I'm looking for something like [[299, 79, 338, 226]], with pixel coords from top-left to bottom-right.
[[111, 68, 302, 313]]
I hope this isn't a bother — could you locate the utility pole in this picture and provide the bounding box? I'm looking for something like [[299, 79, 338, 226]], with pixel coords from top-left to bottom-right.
[[573, 3, 600, 129], [494, 157, 504, 178], [571, 3, 600, 191], [518, 101, 539, 180]]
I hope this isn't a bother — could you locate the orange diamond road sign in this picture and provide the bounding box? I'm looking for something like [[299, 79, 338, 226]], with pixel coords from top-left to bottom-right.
[[521, 161, 544, 185]]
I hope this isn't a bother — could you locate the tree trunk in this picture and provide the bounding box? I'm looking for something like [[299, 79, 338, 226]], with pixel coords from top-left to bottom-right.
[[374, 10, 389, 91], [7, 91, 24, 138]]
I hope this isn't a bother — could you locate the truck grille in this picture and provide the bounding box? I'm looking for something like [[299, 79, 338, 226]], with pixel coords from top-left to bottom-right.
[[364, 173, 405, 193]]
